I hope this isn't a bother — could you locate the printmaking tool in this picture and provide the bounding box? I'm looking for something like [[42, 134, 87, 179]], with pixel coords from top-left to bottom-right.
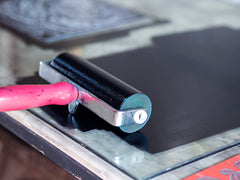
[[0, 53, 151, 133]]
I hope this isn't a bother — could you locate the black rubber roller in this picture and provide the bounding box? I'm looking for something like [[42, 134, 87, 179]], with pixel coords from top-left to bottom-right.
[[49, 53, 152, 133]]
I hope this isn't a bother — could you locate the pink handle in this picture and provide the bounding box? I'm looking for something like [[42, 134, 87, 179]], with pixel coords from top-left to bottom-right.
[[0, 82, 78, 112]]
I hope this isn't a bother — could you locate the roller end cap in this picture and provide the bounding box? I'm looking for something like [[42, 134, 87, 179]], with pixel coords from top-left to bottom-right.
[[119, 93, 152, 133]]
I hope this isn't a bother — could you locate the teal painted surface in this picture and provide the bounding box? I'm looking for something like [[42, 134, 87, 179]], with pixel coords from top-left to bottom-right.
[[120, 93, 152, 133]]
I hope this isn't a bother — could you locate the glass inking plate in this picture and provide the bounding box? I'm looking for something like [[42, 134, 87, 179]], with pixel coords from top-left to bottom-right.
[[14, 27, 240, 179], [0, 0, 152, 44]]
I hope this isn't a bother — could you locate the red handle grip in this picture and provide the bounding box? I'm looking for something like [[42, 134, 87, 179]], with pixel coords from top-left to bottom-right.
[[0, 82, 78, 112]]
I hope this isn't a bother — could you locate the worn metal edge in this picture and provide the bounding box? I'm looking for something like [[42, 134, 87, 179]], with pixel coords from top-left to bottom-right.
[[0, 112, 98, 180], [0, 111, 133, 180]]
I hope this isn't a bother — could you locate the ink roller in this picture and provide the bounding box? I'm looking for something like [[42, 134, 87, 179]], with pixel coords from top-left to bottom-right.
[[0, 53, 152, 133]]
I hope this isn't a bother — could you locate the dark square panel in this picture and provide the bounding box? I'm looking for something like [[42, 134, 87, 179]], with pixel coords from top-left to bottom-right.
[[90, 27, 240, 153]]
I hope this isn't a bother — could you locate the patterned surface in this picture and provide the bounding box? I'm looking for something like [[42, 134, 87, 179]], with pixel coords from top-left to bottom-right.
[[0, 0, 147, 43], [184, 154, 240, 180]]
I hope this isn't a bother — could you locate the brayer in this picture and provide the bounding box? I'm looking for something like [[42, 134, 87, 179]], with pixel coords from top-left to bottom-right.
[[0, 53, 152, 133]]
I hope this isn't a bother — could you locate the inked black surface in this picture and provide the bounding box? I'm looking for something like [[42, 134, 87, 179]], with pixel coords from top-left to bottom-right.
[[91, 27, 240, 153], [37, 105, 149, 151], [23, 27, 240, 154]]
